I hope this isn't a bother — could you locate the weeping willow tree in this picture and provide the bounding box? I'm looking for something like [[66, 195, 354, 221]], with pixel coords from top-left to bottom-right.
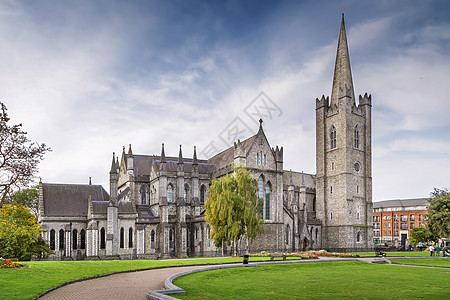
[[205, 166, 264, 255]]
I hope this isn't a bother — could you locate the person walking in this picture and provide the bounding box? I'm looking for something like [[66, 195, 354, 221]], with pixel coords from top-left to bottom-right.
[[435, 244, 440, 257], [443, 245, 446, 257], [429, 245, 434, 257]]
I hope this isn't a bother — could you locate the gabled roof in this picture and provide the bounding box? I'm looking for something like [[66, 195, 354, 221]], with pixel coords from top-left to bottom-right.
[[42, 183, 109, 217], [207, 135, 257, 170], [153, 157, 215, 174]]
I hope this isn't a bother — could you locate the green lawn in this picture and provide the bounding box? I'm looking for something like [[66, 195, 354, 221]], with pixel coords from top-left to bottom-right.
[[175, 261, 450, 300], [390, 258, 450, 268], [0, 257, 243, 300]]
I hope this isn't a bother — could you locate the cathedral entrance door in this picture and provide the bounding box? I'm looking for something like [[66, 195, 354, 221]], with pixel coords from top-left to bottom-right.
[[302, 238, 307, 251]]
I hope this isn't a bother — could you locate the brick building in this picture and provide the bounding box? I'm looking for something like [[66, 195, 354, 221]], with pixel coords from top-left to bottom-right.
[[373, 198, 428, 248]]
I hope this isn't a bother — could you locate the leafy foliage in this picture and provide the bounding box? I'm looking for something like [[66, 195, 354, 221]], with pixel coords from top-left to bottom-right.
[[205, 166, 264, 254], [0, 204, 51, 259], [409, 227, 434, 244], [427, 188, 450, 239], [4, 186, 39, 217], [0, 102, 50, 206]]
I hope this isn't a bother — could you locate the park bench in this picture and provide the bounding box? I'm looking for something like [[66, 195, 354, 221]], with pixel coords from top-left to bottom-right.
[[375, 249, 386, 257], [269, 253, 286, 261]]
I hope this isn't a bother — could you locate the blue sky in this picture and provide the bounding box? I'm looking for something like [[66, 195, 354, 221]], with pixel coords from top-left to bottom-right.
[[1, 0, 449, 201]]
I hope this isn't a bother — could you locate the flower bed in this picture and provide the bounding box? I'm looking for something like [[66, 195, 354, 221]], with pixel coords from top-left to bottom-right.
[[248, 250, 358, 259], [0, 257, 24, 269]]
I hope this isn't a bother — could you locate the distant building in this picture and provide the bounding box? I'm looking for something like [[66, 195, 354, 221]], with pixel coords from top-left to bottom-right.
[[373, 198, 429, 248], [38, 13, 375, 260]]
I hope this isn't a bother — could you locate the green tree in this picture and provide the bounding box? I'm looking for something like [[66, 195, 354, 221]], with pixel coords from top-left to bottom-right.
[[0, 102, 50, 206], [205, 166, 264, 255], [4, 185, 39, 217], [427, 188, 450, 240], [0, 204, 51, 259], [409, 227, 433, 245]]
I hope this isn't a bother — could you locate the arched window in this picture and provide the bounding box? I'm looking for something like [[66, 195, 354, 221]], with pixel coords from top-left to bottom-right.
[[330, 126, 337, 149], [200, 185, 206, 204], [50, 229, 55, 250], [151, 230, 155, 249], [140, 185, 147, 205], [186, 229, 190, 248], [80, 229, 86, 249], [286, 225, 290, 245], [194, 228, 198, 246], [354, 125, 359, 149], [120, 227, 124, 248], [312, 197, 316, 212], [169, 229, 174, 249], [315, 228, 318, 245], [256, 153, 259, 165], [264, 154, 266, 166], [357, 232, 362, 242], [330, 212, 333, 220], [258, 176, 264, 217], [72, 229, 78, 250], [100, 228, 106, 249], [128, 227, 133, 248], [184, 184, 189, 202], [265, 182, 271, 220], [167, 184, 173, 203], [59, 229, 65, 250]]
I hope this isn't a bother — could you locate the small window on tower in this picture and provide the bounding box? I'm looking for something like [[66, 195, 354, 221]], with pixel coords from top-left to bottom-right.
[[330, 126, 337, 149], [354, 125, 359, 149], [330, 186, 333, 194]]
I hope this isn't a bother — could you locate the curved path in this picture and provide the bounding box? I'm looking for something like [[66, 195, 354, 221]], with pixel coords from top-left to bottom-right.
[[38, 256, 438, 300]]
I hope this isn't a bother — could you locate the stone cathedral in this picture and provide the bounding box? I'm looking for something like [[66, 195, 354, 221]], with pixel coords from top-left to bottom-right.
[[38, 14, 373, 260]]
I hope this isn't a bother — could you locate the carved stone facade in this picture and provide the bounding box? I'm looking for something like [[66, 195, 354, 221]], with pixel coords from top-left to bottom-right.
[[38, 13, 373, 260]]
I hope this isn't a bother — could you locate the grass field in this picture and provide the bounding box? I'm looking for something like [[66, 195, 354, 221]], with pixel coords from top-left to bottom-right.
[[390, 258, 450, 268], [175, 261, 450, 300], [355, 251, 431, 257]]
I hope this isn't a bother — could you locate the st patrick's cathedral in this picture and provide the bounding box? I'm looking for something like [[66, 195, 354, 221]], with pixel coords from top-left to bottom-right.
[[38, 14, 374, 260]]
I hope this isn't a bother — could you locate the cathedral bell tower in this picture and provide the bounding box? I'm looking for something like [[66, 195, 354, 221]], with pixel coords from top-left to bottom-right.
[[315, 13, 373, 251]]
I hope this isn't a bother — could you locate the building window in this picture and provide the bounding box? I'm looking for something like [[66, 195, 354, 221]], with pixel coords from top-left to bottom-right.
[[394, 230, 399, 236], [184, 185, 189, 202], [330, 186, 333, 194], [330, 212, 333, 220], [388, 230, 391, 235], [420, 223, 424, 227], [331, 162, 335, 170], [194, 229, 198, 247], [59, 229, 65, 250], [169, 229, 174, 249], [315, 228, 318, 245], [419, 215, 423, 221], [128, 227, 133, 248], [200, 185, 206, 205], [167, 184, 173, 203], [258, 176, 264, 217], [151, 230, 155, 249], [388, 223, 391, 228], [100, 228, 106, 249], [260, 151, 263, 165], [140, 185, 147, 205], [394, 215, 399, 222], [410, 223, 415, 229], [73, 229, 78, 250], [264, 154, 266, 166], [312, 197, 316, 212], [384, 223, 386, 228], [401, 223, 407, 230], [394, 223, 398, 229], [387, 216, 391, 220], [382, 216, 386, 220], [80, 229, 86, 249], [357, 212, 360, 221], [356, 232, 362, 242], [410, 215, 415, 221], [356, 186, 359, 194], [186, 229, 190, 248], [120, 227, 124, 249], [50, 229, 55, 250], [354, 125, 359, 149], [330, 126, 337, 149], [401, 215, 407, 222], [286, 225, 290, 245], [265, 182, 271, 220]]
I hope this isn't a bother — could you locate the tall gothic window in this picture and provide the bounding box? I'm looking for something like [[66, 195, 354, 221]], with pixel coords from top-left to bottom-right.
[[312, 197, 316, 212], [330, 126, 337, 149], [258, 176, 264, 217], [200, 185, 206, 204], [151, 230, 155, 249], [354, 125, 359, 149], [128, 227, 133, 248], [184, 185, 189, 202], [59, 229, 65, 250], [256, 153, 259, 165], [80, 229, 86, 249], [286, 225, 290, 245], [120, 227, 124, 248], [140, 185, 147, 205], [265, 182, 271, 220], [50, 229, 55, 250], [72, 229, 78, 250], [169, 229, 174, 249], [167, 184, 173, 203], [100, 228, 106, 249], [357, 232, 362, 242]]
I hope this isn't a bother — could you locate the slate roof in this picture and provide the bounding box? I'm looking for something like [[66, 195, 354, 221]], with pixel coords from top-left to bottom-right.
[[208, 135, 257, 170], [42, 183, 109, 217], [152, 157, 216, 175], [137, 206, 156, 218], [373, 198, 429, 209]]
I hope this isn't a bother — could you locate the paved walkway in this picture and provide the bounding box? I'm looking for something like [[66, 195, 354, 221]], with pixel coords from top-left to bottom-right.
[[39, 265, 209, 300]]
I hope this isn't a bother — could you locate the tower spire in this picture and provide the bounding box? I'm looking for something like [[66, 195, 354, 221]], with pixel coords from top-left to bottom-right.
[[192, 146, 198, 165], [330, 12, 355, 107], [160, 143, 166, 163], [178, 145, 183, 164], [110, 152, 117, 174]]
